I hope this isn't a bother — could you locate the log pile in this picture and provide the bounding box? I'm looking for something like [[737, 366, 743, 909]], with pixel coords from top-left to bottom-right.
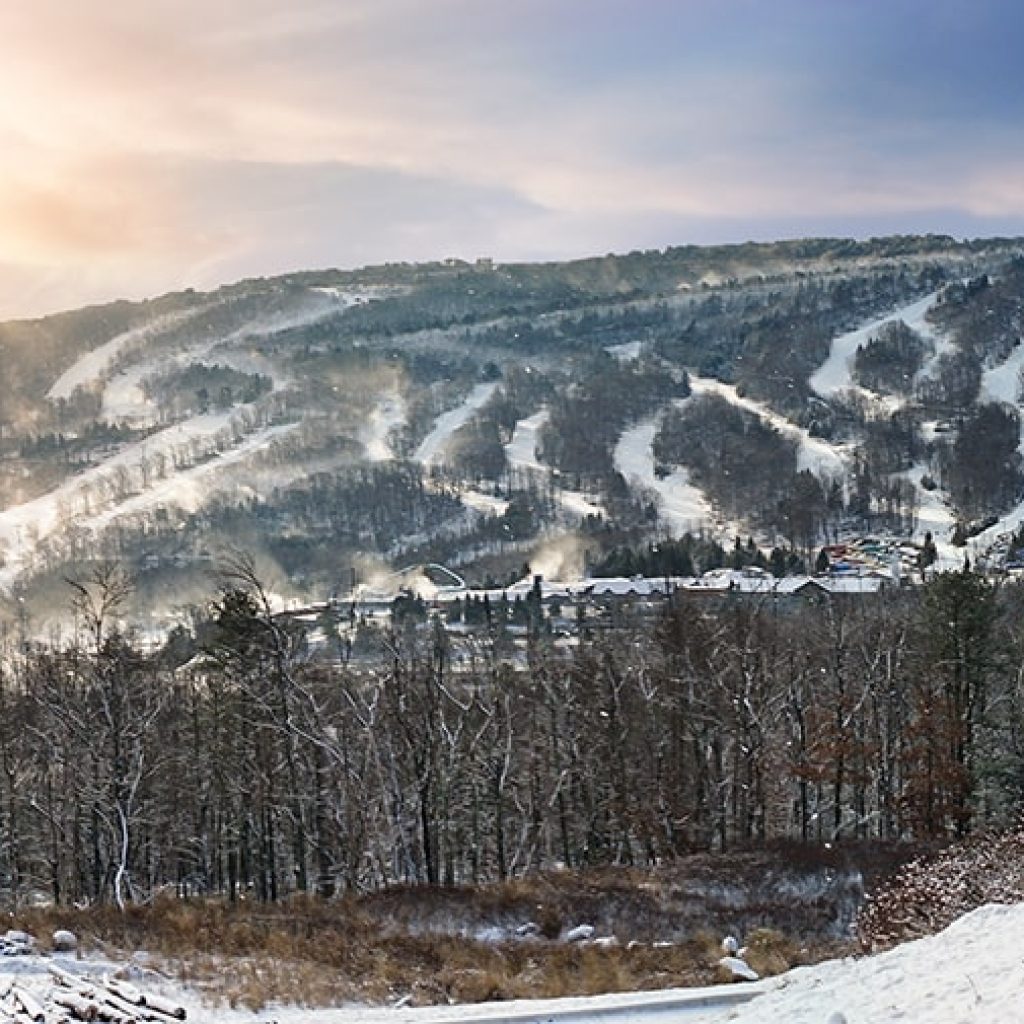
[[0, 965, 187, 1024]]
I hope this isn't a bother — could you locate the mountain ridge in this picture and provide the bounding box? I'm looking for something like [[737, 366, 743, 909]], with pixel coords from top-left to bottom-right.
[[1, 233, 1022, 626]]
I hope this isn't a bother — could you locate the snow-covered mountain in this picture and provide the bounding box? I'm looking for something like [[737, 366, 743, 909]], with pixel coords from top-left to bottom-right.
[[1, 235, 1022, 623]]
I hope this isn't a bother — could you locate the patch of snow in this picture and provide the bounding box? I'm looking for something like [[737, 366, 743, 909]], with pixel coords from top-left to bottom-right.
[[719, 955, 759, 982], [557, 489, 604, 518], [460, 490, 510, 516], [607, 340, 642, 361], [415, 383, 499, 468]]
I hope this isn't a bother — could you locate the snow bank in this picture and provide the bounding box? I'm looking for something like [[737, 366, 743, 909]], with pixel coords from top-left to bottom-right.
[[704, 902, 1024, 1024]]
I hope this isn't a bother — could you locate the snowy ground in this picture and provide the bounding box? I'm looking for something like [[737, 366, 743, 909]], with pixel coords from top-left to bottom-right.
[[703, 902, 1024, 1024], [7, 902, 1022, 1024]]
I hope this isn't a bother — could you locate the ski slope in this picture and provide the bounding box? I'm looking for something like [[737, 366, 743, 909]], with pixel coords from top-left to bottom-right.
[[688, 375, 848, 477], [361, 393, 407, 462], [505, 409, 549, 472], [0, 406, 289, 590], [504, 408, 606, 518], [415, 383, 499, 468], [809, 291, 940, 401], [960, 341, 1024, 553], [614, 413, 715, 533], [48, 308, 205, 401]]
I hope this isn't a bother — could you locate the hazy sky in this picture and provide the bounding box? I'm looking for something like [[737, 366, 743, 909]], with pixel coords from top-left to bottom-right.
[[2, 0, 1023, 318]]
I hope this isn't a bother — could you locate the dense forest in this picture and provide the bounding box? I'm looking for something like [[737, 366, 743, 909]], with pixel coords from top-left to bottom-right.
[[0, 562, 1018, 908]]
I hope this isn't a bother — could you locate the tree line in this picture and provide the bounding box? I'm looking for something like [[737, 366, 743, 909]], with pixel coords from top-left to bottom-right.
[[0, 562, 1021, 909]]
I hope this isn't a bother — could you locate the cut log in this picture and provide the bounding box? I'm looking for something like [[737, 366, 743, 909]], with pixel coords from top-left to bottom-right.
[[50, 991, 99, 1021], [98, 981, 141, 1008], [11, 987, 45, 1022], [134, 993, 184, 1022]]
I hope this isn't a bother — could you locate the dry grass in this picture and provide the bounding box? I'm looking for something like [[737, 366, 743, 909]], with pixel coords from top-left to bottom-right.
[[10, 852, 880, 1011]]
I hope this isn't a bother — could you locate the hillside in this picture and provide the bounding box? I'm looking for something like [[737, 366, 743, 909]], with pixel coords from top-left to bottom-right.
[[0, 234, 1022, 625]]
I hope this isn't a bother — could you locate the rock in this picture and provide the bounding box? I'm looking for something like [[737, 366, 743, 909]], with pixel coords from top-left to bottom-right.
[[718, 955, 760, 982], [564, 923, 595, 942], [515, 921, 541, 937], [721, 934, 740, 955], [52, 930, 77, 952], [0, 930, 35, 956]]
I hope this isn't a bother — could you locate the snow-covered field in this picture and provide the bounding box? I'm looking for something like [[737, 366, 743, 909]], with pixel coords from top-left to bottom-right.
[[6, 902, 1021, 1024]]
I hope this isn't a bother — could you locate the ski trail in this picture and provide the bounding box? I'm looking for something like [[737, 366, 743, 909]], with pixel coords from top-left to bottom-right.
[[614, 413, 715, 533], [415, 383, 499, 467], [504, 408, 605, 518], [48, 307, 205, 401], [809, 291, 940, 400], [506, 409, 549, 471], [78, 423, 300, 529], [0, 406, 289, 590], [980, 342, 1024, 407], [360, 393, 407, 462], [688, 375, 848, 477], [964, 342, 1024, 557]]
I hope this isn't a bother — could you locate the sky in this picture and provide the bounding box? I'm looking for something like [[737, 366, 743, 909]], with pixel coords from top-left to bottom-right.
[[2, 0, 1024, 319]]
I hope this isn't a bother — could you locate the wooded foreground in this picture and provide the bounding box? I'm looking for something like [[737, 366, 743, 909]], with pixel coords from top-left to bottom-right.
[[0, 563, 1018, 907]]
